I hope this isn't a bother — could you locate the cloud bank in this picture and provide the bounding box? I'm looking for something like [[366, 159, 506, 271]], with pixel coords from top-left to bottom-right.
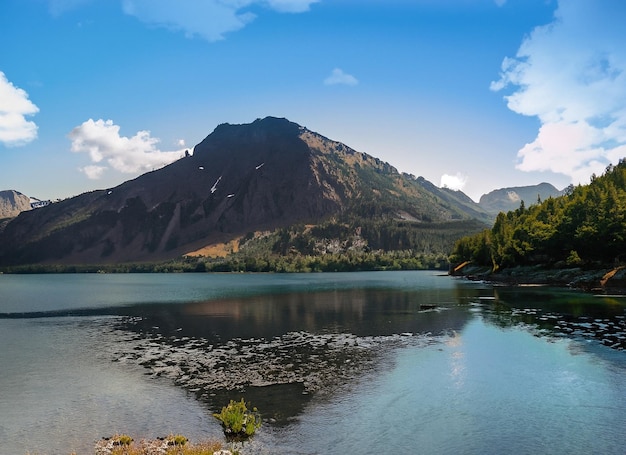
[[324, 68, 359, 86], [0, 72, 39, 147], [440, 173, 468, 191], [122, 0, 319, 42], [492, 0, 626, 185], [68, 119, 186, 179]]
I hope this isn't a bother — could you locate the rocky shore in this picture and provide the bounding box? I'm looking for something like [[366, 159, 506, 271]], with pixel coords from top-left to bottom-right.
[[454, 263, 626, 292], [94, 435, 225, 455]]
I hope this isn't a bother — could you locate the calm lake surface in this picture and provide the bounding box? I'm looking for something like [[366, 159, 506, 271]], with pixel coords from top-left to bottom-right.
[[1, 271, 625, 454]]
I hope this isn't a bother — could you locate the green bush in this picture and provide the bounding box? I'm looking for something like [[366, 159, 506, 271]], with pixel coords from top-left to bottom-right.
[[566, 250, 583, 266], [213, 399, 261, 440]]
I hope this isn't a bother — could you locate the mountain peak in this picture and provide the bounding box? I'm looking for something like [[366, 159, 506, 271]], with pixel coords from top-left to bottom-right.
[[478, 182, 563, 214], [0, 190, 31, 220], [0, 118, 490, 266], [208, 116, 303, 141]]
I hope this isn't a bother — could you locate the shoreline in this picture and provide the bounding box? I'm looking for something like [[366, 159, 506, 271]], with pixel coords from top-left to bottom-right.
[[451, 263, 626, 294]]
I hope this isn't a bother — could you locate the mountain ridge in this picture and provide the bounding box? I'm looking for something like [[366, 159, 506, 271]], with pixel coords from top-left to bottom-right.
[[478, 182, 563, 215], [0, 117, 537, 266]]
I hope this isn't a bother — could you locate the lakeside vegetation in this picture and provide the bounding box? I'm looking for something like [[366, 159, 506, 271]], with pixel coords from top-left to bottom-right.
[[1, 250, 450, 274], [213, 399, 261, 441], [450, 160, 626, 272]]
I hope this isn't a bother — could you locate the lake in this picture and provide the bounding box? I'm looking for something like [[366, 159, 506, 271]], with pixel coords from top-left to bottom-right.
[[0, 271, 625, 454]]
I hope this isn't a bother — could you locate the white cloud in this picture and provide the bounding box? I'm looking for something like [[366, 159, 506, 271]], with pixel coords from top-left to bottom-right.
[[324, 68, 359, 86], [440, 173, 468, 191], [81, 164, 107, 180], [492, 0, 626, 185], [68, 119, 185, 179], [122, 0, 318, 42], [0, 72, 40, 147]]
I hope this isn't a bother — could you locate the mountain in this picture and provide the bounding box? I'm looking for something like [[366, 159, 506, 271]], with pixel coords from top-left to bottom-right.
[[415, 177, 493, 221], [0, 117, 492, 266], [0, 190, 30, 220], [478, 182, 563, 215]]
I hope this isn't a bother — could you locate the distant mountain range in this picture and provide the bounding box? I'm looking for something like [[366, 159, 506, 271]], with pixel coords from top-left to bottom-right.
[[0, 190, 31, 220], [479, 182, 563, 214], [0, 117, 562, 266]]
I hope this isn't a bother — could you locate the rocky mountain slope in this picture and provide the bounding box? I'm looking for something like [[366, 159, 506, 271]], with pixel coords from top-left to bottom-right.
[[0, 190, 30, 220], [0, 117, 493, 266], [478, 182, 563, 215]]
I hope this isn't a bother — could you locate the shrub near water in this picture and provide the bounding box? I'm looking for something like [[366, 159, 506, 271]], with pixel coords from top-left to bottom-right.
[[213, 399, 261, 440]]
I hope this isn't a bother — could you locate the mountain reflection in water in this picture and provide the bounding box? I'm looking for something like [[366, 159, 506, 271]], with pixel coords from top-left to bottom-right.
[[110, 287, 472, 424], [119, 287, 472, 340]]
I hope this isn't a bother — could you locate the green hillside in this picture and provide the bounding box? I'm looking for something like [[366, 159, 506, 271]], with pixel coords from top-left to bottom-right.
[[450, 160, 626, 271]]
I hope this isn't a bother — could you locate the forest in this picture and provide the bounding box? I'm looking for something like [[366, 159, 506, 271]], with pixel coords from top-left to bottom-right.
[[450, 160, 626, 271], [2, 216, 485, 273]]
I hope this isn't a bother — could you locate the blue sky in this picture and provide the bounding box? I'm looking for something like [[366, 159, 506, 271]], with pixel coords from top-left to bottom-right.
[[1, 0, 625, 202]]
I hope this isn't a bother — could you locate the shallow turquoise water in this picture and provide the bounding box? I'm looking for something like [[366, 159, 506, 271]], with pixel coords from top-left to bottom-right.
[[270, 320, 625, 454]]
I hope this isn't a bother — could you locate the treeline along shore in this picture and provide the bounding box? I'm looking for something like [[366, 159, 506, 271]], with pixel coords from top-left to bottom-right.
[[450, 160, 626, 292], [0, 250, 450, 274]]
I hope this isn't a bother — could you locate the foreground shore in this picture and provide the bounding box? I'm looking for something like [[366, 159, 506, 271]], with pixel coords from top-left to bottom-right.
[[93, 435, 225, 455]]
